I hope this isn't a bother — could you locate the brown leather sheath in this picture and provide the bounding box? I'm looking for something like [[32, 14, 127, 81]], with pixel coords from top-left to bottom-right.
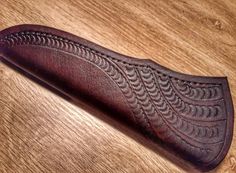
[[0, 25, 234, 171]]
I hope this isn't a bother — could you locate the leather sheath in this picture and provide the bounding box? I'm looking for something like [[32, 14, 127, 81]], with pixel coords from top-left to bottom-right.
[[0, 25, 234, 171]]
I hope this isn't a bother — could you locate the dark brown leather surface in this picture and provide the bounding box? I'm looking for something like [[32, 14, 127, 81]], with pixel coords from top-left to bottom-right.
[[0, 25, 234, 171]]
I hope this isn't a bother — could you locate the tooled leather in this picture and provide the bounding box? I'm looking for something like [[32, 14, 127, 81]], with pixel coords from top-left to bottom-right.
[[0, 26, 233, 171]]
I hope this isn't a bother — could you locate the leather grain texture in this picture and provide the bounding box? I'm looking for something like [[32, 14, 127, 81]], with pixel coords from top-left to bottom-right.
[[0, 24, 234, 171]]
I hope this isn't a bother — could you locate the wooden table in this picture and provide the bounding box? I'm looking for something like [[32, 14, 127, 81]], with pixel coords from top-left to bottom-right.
[[0, 0, 235, 172]]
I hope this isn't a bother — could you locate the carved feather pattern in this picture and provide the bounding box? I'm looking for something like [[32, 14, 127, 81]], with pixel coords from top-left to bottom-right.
[[160, 77, 223, 120], [172, 78, 222, 101], [0, 30, 230, 165], [121, 64, 225, 162]]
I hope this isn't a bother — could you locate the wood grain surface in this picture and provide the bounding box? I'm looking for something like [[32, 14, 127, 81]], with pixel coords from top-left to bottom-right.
[[0, 0, 235, 172]]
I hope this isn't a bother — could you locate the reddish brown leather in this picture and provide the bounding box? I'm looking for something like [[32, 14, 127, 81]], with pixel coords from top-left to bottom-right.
[[0, 25, 234, 171]]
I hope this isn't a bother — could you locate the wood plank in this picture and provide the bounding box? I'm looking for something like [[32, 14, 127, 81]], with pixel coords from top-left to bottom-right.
[[0, 0, 235, 172]]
